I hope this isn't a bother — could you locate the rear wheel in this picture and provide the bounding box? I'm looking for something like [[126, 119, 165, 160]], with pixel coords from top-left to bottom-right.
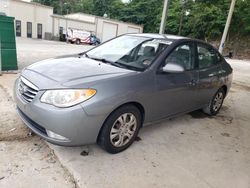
[[76, 39, 81, 45], [98, 105, 142, 154], [203, 88, 225, 115]]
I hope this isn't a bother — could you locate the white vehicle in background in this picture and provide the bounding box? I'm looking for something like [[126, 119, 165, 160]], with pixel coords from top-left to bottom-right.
[[66, 28, 100, 45]]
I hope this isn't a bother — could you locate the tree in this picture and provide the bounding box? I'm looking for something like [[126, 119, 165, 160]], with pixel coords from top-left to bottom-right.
[[118, 0, 163, 32], [32, 0, 250, 40]]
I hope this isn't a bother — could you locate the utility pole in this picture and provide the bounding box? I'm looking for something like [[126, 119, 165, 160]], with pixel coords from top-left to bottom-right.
[[178, 1, 185, 35], [219, 0, 236, 54], [159, 0, 171, 34], [60, 0, 63, 15]]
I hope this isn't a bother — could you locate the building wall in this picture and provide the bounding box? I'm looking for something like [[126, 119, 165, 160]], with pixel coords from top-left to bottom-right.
[[0, 0, 10, 15], [1, 1, 143, 41], [52, 14, 143, 42], [65, 14, 95, 24], [96, 17, 143, 42], [52, 16, 96, 38], [1, 0, 53, 39]]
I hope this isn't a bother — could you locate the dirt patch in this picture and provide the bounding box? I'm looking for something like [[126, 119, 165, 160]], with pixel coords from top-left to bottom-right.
[[189, 108, 233, 125], [189, 110, 211, 119], [0, 84, 29, 141], [221, 133, 230, 137], [214, 115, 233, 125], [80, 150, 89, 156], [232, 82, 250, 92]]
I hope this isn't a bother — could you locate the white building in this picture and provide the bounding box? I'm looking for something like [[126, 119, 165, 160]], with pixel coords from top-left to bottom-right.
[[0, 0, 53, 39], [0, 0, 143, 42]]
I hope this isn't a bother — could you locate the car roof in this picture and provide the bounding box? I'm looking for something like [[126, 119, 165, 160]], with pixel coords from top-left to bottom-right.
[[127, 33, 189, 41]]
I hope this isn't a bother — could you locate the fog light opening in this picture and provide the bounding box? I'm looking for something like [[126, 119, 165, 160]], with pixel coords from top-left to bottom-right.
[[46, 129, 70, 141]]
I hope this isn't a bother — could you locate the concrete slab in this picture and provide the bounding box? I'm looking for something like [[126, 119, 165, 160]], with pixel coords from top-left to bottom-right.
[[0, 137, 75, 188]]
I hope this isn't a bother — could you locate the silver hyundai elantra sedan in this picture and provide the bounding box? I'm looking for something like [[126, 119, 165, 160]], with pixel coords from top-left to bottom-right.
[[15, 34, 233, 153]]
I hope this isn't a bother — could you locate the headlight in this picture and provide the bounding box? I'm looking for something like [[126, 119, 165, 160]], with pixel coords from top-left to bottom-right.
[[40, 89, 96, 108]]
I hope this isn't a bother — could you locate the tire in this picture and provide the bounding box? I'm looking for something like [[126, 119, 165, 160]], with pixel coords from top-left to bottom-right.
[[203, 88, 225, 116], [76, 39, 81, 45], [98, 105, 142, 154]]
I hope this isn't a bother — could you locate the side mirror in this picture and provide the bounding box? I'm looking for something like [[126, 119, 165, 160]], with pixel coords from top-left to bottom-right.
[[161, 63, 185, 73]]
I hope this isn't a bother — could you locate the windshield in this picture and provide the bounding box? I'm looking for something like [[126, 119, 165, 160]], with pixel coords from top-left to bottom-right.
[[86, 35, 171, 71]]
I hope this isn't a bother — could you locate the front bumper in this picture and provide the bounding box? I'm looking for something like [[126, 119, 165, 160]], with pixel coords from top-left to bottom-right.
[[14, 79, 106, 146]]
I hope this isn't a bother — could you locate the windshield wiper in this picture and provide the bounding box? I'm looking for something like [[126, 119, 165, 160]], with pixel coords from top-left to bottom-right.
[[85, 54, 143, 71], [85, 54, 110, 63], [85, 54, 125, 68], [113, 62, 144, 71]]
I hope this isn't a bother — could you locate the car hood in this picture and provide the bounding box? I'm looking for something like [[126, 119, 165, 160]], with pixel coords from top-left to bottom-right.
[[22, 56, 134, 89]]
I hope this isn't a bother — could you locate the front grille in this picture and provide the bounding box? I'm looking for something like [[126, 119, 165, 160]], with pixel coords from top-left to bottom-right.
[[18, 77, 39, 103]]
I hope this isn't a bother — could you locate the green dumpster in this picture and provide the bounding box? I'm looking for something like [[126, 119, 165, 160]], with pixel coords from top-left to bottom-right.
[[0, 14, 18, 71]]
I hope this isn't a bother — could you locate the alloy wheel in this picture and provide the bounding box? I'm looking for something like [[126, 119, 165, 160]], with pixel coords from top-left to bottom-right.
[[212, 91, 224, 112], [110, 113, 137, 147]]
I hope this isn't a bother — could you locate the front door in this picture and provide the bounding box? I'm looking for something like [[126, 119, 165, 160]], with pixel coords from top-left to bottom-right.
[[153, 43, 199, 120]]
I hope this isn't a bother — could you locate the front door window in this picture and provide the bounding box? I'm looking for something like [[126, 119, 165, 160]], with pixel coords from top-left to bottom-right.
[[164, 44, 195, 71]]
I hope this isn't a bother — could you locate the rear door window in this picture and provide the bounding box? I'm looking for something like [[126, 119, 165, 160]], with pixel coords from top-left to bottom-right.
[[197, 44, 220, 69]]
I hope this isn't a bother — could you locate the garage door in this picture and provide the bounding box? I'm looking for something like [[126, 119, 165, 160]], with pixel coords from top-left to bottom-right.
[[127, 26, 140, 33], [102, 22, 118, 42]]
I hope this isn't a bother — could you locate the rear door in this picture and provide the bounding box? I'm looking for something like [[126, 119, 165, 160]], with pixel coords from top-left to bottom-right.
[[196, 43, 223, 106], [153, 42, 199, 119]]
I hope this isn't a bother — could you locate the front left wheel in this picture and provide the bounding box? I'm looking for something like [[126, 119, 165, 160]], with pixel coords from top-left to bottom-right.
[[98, 105, 142, 154]]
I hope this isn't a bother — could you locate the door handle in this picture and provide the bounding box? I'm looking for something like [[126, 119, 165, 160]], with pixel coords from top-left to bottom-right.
[[208, 71, 224, 77], [208, 73, 215, 77]]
